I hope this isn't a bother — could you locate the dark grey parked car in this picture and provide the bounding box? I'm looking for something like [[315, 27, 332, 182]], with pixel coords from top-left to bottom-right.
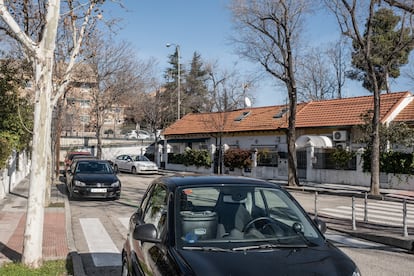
[[66, 159, 121, 200], [121, 175, 360, 276]]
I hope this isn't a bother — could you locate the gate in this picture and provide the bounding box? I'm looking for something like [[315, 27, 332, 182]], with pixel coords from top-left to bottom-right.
[[297, 149, 307, 179]]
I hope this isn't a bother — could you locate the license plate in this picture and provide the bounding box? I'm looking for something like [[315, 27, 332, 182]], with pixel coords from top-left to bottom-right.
[[91, 188, 107, 193]]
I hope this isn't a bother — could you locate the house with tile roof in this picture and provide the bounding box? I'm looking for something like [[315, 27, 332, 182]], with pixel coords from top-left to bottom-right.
[[162, 91, 414, 190]]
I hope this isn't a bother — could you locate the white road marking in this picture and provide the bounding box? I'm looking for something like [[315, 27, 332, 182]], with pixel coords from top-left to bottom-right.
[[80, 218, 121, 267], [319, 201, 414, 227], [119, 217, 129, 230]]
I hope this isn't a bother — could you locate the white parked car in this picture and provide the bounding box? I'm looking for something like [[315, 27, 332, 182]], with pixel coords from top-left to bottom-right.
[[112, 154, 158, 174], [124, 130, 152, 140]]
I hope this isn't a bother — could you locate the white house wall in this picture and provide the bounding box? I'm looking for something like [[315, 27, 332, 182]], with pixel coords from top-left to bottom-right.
[[221, 135, 287, 152]]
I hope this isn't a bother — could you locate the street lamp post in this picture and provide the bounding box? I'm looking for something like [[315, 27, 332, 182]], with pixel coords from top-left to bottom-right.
[[166, 43, 181, 120]]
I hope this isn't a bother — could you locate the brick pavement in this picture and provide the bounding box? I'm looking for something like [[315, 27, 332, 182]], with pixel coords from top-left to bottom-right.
[[0, 179, 69, 267]]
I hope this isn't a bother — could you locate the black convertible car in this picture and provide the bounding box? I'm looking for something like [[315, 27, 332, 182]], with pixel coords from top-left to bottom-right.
[[121, 175, 360, 276]]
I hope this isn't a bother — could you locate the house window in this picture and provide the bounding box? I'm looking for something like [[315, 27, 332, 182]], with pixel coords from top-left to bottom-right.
[[234, 111, 251, 121], [172, 145, 180, 153], [273, 107, 289, 118], [199, 143, 208, 150], [254, 146, 279, 167]]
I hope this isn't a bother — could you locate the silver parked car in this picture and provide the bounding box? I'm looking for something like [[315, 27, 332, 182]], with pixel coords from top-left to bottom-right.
[[112, 154, 158, 174]]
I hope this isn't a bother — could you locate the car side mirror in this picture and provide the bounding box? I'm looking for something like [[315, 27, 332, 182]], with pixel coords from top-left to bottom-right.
[[133, 223, 160, 243], [313, 217, 327, 234]]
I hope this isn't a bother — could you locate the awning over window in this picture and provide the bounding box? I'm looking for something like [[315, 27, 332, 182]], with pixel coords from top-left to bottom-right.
[[295, 135, 333, 149]]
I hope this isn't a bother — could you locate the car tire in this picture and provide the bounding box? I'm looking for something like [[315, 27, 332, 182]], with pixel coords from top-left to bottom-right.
[[114, 164, 119, 173], [131, 166, 136, 174]]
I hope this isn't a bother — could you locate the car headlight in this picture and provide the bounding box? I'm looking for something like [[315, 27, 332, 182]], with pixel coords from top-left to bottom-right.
[[111, 181, 120, 187], [74, 180, 86, 186]]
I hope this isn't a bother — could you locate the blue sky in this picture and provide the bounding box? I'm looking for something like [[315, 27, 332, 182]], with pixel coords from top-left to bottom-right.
[[106, 0, 412, 107]]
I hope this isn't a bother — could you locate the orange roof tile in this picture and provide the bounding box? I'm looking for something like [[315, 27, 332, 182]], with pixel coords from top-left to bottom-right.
[[295, 92, 411, 127], [164, 92, 413, 136], [395, 99, 414, 122]]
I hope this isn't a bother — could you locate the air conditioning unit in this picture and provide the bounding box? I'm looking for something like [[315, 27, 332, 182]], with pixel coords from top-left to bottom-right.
[[333, 131, 347, 141], [335, 143, 347, 150]]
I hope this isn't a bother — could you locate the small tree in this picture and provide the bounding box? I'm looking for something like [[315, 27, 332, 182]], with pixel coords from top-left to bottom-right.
[[224, 148, 252, 170], [81, 35, 150, 159], [0, 58, 33, 168], [296, 47, 336, 101], [183, 52, 210, 114], [347, 7, 414, 92]]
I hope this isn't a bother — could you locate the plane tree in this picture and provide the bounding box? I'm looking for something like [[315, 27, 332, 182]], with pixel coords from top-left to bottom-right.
[[229, 0, 313, 187], [0, 0, 115, 267], [325, 0, 414, 195]]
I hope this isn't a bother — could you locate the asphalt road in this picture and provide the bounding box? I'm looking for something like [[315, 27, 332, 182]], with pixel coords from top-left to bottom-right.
[[67, 174, 414, 275]]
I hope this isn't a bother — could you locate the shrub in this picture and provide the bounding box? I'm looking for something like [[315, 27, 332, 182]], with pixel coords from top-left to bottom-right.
[[0, 136, 13, 169], [362, 149, 414, 174], [168, 149, 212, 168], [183, 149, 211, 168], [224, 148, 252, 169], [332, 148, 356, 170]]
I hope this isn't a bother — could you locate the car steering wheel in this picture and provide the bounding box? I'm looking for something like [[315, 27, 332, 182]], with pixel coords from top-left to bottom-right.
[[243, 217, 284, 236]]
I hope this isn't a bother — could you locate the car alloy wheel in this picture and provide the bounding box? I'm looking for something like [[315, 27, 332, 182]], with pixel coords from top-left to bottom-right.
[[131, 166, 136, 174]]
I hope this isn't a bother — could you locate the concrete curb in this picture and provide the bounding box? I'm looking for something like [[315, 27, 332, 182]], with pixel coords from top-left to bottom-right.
[[64, 190, 86, 276], [329, 226, 414, 252]]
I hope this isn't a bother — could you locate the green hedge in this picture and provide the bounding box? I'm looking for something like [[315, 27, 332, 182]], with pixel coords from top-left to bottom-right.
[[362, 149, 414, 174], [168, 149, 211, 168]]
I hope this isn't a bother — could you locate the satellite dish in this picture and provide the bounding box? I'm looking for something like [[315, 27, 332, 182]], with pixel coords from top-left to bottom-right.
[[244, 97, 252, 108]]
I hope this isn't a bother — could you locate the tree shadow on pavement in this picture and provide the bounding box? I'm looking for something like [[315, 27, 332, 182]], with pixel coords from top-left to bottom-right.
[[0, 242, 21, 263]]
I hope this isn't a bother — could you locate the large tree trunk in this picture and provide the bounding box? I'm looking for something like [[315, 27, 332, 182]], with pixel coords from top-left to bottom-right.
[[287, 86, 299, 187], [22, 59, 53, 267], [97, 125, 103, 159], [370, 85, 381, 195], [21, 0, 60, 267]]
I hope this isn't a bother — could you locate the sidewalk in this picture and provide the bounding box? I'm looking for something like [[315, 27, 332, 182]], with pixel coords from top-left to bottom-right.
[[0, 177, 70, 267]]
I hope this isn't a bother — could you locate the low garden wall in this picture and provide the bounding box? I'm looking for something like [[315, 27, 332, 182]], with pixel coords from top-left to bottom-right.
[[0, 151, 31, 200]]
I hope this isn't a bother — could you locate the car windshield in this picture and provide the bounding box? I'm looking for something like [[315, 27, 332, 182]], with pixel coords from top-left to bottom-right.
[[132, 155, 150, 162], [76, 161, 113, 174], [175, 185, 324, 249]]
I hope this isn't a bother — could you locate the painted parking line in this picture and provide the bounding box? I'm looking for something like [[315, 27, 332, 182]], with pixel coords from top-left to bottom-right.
[[80, 218, 121, 267]]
